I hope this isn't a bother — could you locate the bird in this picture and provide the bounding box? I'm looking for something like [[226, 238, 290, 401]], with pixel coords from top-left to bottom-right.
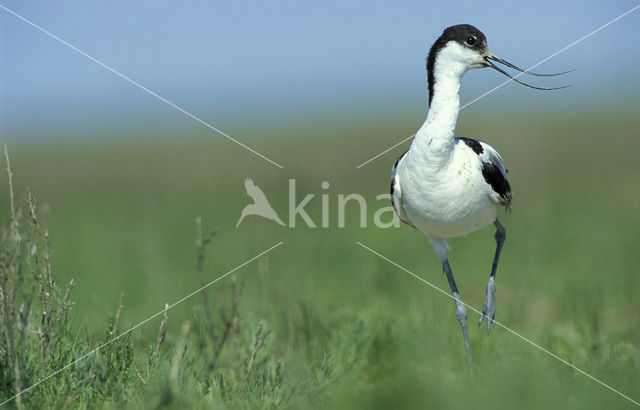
[[236, 178, 285, 227], [390, 24, 568, 371]]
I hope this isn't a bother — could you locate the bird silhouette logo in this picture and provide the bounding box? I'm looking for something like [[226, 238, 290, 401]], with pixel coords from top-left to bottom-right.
[[236, 178, 285, 227]]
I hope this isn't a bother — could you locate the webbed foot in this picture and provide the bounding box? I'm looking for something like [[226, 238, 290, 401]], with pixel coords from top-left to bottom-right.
[[478, 276, 496, 334]]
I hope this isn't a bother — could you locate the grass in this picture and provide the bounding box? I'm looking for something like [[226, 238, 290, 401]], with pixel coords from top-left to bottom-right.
[[1, 110, 639, 409]]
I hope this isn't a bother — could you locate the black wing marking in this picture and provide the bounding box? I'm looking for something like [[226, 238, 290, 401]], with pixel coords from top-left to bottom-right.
[[390, 151, 404, 196], [477, 140, 512, 212], [390, 151, 416, 228], [457, 137, 484, 155], [457, 138, 513, 211], [481, 162, 512, 211]]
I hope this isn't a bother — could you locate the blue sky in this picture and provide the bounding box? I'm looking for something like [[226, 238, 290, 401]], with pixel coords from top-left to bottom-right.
[[1, 1, 639, 140]]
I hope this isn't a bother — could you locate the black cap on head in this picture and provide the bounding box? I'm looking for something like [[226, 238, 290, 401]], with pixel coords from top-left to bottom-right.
[[427, 24, 488, 106], [438, 24, 487, 50]]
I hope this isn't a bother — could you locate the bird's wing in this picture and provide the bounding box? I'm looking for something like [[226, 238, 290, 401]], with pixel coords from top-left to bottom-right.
[[244, 178, 270, 204], [477, 140, 512, 211], [390, 151, 416, 228]]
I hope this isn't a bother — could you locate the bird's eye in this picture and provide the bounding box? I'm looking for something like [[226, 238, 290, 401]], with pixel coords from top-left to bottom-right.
[[465, 36, 477, 46]]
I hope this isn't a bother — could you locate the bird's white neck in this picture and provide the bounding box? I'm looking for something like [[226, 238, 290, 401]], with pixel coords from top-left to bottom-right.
[[407, 53, 468, 168]]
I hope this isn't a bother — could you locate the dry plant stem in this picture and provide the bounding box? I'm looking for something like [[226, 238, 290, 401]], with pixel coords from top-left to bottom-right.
[[4, 145, 15, 233], [2, 145, 23, 410], [134, 368, 147, 385], [1, 148, 77, 409], [170, 321, 191, 385], [16, 298, 32, 378], [233, 271, 248, 370], [25, 189, 75, 358], [192, 218, 250, 370], [215, 272, 245, 367], [153, 303, 169, 365], [55, 278, 74, 334], [245, 323, 271, 380], [61, 393, 79, 410], [135, 368, 147, 385], [112, 292, 124, 335], [194, 217, 218, 349]]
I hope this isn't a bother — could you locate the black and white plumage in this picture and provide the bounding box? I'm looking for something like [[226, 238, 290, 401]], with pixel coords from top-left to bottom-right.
[[391, 137, 511, 224], [458, 137, 512, 211], [390, 24, 566, 371]]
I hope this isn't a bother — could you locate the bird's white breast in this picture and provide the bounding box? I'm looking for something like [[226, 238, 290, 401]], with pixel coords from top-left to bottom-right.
[[398, 142, 497, 238]]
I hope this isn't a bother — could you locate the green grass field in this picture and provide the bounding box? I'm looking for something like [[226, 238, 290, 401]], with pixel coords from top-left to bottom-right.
[[1, 111, 639, 409]]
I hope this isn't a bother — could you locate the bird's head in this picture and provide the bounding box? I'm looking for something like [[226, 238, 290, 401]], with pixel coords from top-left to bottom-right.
[[426, 24, 570, 104], [427, 24, 489, 74]]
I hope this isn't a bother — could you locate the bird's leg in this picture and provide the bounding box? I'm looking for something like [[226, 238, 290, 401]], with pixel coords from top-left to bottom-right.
[[442, 258, 473, 375], [479, 219, 506, 334]]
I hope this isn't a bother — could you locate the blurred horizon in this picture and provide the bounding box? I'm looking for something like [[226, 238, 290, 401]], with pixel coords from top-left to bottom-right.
[[2, 1, 639, 142]]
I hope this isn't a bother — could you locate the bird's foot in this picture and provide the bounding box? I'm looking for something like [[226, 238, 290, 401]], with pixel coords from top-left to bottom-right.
[[453, 292, 473, 375], [478, 276, 496, 334]]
